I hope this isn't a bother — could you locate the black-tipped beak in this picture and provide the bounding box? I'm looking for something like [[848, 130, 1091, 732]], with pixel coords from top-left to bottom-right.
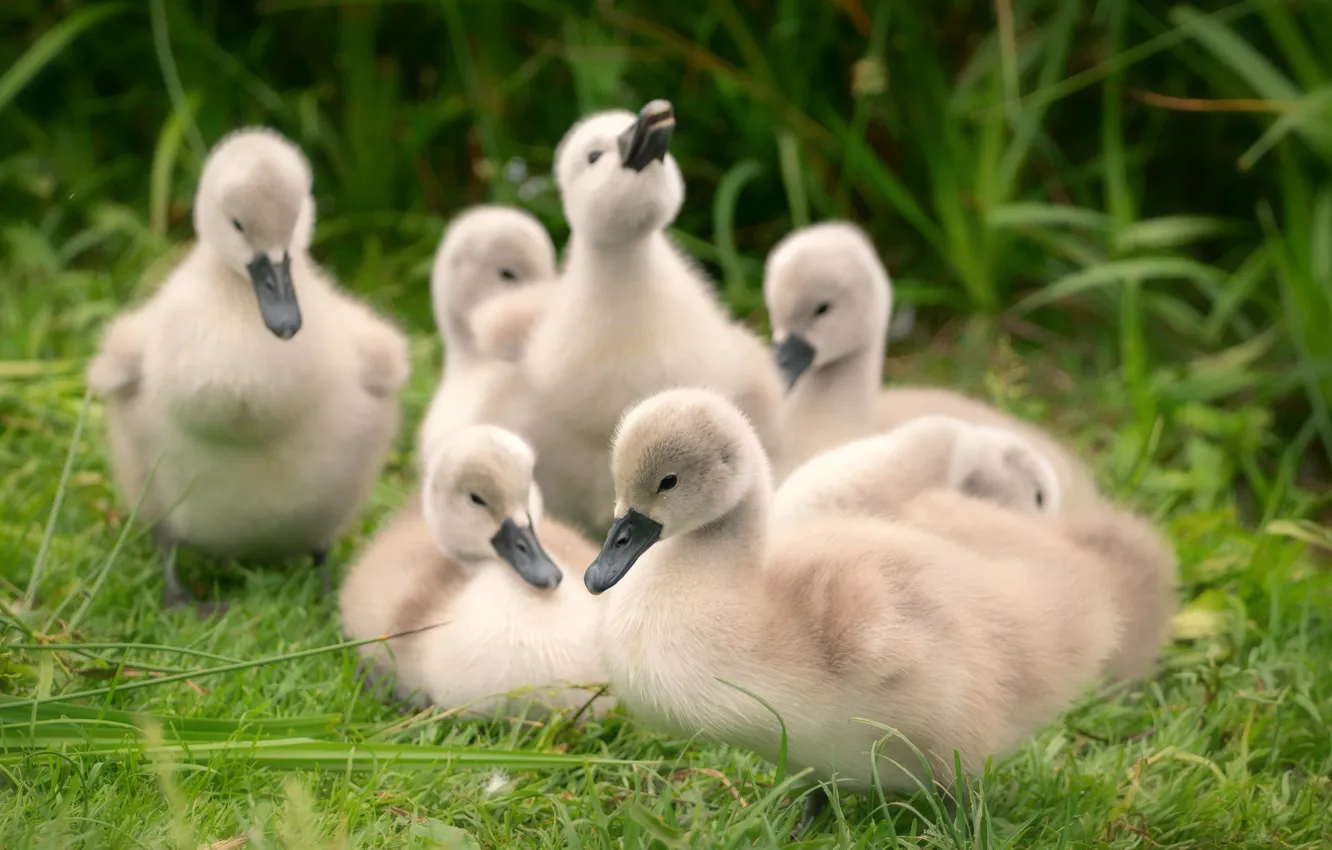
[[774, 333, 816, 390], [246, 253, 301, 340], [617, 99, 675, 173], [491, 516, 563, 589], [585, 508, 663, 594]]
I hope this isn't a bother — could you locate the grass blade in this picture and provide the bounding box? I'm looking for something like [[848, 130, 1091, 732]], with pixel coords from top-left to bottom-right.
[[712, 159, 765, 310], [1015, 257, 1226, 313], [0, 3, 131, 116]]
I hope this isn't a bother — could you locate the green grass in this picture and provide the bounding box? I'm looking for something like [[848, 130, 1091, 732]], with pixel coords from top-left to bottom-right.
[[2, 333, 1331, 848], [4, 1, 1332, 846]]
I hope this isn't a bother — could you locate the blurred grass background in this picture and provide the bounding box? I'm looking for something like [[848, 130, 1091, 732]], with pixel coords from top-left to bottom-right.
[[4, 0, 1331, 509]]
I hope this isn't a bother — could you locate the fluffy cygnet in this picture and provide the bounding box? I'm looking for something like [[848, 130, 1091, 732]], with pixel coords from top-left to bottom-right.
[[772, 414, 1063, 523], [87, 127, 409, 610], [513, 100, 785, 535], [584, 388, 1119, 828], [417, 205, 558, 468], [340, 425, 608, 717], [764, 221, 1099, 508], [774, 414, 1177, 684], [428, 204, 558, 368]]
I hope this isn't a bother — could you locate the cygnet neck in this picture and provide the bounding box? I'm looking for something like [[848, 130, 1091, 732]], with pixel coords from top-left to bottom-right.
[[791, 340, 885, 428], [687, 488, 769, 568], [565, 230, 677, 301], [441, 309, 479, 371]]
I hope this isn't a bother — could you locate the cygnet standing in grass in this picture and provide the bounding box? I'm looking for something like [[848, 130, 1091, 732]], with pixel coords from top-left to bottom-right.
[[340, 425, 607, 717], [584, 388, 1119, 832], [514, 100, 785, 535], [87, 127, 409, 611], [417, 205, 558, 467], [774, 414, 1178, 684], [764, 221, 1099, 508]]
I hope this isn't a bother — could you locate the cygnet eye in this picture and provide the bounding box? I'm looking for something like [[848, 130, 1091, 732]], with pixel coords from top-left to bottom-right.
[[1034, 490, 1044, 508], [498, 268, 517, 282], [657, 474, 678, 492], [469, 493, 488, 507], [587, 150, 603, 165], [813, 301, 831, 317], [232, 218, 245, 234]]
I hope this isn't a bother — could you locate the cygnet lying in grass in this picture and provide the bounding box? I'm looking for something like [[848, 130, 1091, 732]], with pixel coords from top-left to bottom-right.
[[583, 388, 1119, 832], [87, 127, 409, 611], [764, 220, 1098, 508], [775, 414, 1177, 684], [417, 204, 558, 467], [341, 425, 608, 718], [773, 414, 1063, 521], [510, 100, 785, 535]]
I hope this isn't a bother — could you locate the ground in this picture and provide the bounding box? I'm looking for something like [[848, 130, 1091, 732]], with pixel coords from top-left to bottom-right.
[[2, 325, 1330, 850]]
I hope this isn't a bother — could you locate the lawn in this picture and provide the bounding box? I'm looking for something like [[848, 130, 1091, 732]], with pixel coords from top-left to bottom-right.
[[3, 330, 1330, 848], [4, 1, 1332, 847]]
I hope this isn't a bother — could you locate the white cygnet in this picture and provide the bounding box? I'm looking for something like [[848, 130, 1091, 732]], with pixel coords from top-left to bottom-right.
[[774, 414, 1178, 685], [510, 100, 785, 535], [584, 388, 1119, 829], [764, 220, 1099, 509], [417, 204, 558, 468], [86, 127, 410, 611], [340, 425, 608, 718], [772, 414, 1063, 523]]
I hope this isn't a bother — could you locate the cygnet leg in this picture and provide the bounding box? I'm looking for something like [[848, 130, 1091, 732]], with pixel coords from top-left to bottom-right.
[[155, 528, 227, 617], [792, 786, 828, 839], [313, 549, 333, 596], [156, 528, 188, 610]]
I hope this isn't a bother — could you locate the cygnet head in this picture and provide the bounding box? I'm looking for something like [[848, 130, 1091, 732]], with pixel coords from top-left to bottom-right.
[[193, 127, 314, 340], [958, 424, 1063, 515], [764, 221, 893, 390], [894, 415, 1061, 516], [554, 100, 684, 247], [430, 204, 557, 342], [422, 425, 562, 589], [585, 388, 769, 594]]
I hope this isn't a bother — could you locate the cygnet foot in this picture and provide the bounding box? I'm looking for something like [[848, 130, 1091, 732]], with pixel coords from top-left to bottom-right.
[[791, 786, 828, 840], [190, 599, 230, 618]]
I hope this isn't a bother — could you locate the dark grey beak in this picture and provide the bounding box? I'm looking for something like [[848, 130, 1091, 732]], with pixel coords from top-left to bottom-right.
[[774, 333, 816, 390], [491, 516, 563, 589], [585, 508, 663, 595], [617, 99, 675, 173], [246, 253, 301, 340]]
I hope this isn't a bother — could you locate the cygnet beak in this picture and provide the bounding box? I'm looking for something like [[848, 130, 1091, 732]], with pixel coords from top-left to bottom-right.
[[491, 515, 563, 589], [585, 508, 663, 594], [246, 253, 302, 340], [618, 99, 675, 173], [773, 333, 816, 390]]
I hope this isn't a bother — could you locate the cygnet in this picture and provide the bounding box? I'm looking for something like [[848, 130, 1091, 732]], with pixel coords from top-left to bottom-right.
[[584, 388, 1119, 830], [775, 414, 1177, 684], [86, 127, 409, 610], [772, 414, 1063, 523], [417, 204, 558, 467], [511, 100, 785, 535], [764, 220, 1099, 509], [340, 425, 608, 717]]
